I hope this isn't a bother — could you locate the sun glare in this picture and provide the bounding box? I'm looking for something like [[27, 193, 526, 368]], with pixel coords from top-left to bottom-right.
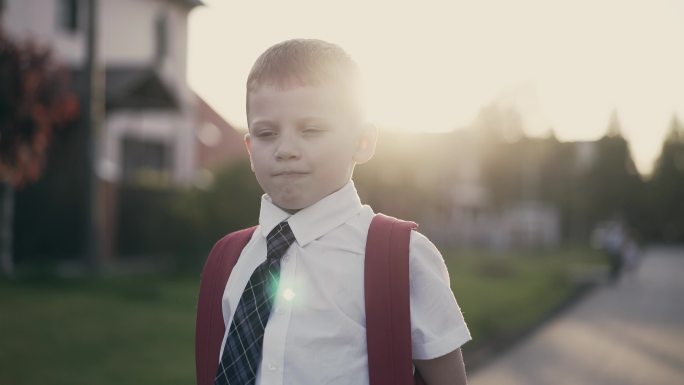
[[189, 0, 684, 174]]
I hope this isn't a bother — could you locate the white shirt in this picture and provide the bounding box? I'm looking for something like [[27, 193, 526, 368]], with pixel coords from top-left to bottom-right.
[[219, 181, 471, 385]]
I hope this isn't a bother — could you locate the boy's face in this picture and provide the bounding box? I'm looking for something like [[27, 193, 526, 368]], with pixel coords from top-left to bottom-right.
[[245, 85, 375, 212]]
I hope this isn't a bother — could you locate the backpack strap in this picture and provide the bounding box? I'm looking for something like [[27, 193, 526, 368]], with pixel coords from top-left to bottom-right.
[[365, 213, 425, 385], [195, 226, 257, 385], [196, 215, 427, 385]]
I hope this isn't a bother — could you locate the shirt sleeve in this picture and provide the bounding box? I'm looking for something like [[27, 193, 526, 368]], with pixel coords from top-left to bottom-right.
[[409, 230, 471, 359]]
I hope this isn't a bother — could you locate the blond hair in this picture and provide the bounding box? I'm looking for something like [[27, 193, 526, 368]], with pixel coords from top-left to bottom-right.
[[246, 39, 365, 119]]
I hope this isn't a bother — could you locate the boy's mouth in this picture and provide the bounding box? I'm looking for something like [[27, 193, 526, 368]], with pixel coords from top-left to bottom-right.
[[272, 171, 309, 177]]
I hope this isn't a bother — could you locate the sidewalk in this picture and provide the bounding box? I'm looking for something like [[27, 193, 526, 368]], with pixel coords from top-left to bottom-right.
[[469, 247, 684, 385]]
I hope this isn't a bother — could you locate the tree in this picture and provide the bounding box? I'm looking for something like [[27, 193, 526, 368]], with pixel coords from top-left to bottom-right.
[[0, 29, 79, 276], [648, 114, 684, 242], [580, 112, 642, 239], [605, 109, 623, 138]]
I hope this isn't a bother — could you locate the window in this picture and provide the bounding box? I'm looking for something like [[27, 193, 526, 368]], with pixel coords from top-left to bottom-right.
[[121, 138, 172, 187], [57, 0, 80, 33], [155, 13, 168, 62]]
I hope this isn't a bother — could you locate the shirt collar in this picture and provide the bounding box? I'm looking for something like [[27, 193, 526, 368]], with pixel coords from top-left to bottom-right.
[[258, 180, 364, 246]]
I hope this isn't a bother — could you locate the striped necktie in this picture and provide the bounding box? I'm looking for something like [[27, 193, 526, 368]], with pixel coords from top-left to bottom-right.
[[214, 221, 295, 385]]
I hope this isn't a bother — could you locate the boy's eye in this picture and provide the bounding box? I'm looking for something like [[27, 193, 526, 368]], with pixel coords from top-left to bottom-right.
[[302, 124, 326, 133], [255, 129, 277, 138]]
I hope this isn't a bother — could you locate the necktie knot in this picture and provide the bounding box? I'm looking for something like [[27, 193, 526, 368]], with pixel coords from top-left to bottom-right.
[[266, 221, 295, 263]]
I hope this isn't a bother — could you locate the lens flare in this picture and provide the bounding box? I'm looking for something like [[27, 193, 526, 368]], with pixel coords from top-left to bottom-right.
[[282, 288, 296, 302]]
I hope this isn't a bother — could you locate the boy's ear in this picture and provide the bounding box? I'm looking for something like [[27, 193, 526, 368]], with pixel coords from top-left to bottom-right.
[[353, 123, 378, 165], [244, 133, 255, 172]]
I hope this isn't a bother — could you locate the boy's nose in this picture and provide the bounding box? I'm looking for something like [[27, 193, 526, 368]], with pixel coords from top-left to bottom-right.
[[274, 132, 301, 160]]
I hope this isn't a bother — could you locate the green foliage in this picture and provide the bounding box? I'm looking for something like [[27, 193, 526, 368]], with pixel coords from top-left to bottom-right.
[[478, 114, 644, 242], [117, 187, 182, 257], [644, 115, 684, 242], [115, 161, 262, 268], [355, 151, 438, 220], [575, 134, 643, 239], [170, 161, 262, 256], [0, 29, 78, 187]]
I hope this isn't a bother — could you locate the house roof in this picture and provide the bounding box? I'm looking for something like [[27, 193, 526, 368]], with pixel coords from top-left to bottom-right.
[[71, 66, 179, 112], [194, 92, 249, 168], [167, 0, 204, 9], [105, 67, 179, 111]]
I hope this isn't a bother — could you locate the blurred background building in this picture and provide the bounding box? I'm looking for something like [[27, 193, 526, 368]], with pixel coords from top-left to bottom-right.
[[1, 0, 246, 268], [1, 0, 682, 271]]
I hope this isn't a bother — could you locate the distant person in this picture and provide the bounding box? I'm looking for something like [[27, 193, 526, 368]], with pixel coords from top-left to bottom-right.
[[621, 235, 641, 273], [593, 221, 630, 282], [622, 238, 641, 270], [605, 223, 625, 281], [195, 39, 471, 385]]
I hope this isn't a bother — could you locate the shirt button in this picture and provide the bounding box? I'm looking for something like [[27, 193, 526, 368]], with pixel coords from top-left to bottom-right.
[[267, 362, 277, 371]]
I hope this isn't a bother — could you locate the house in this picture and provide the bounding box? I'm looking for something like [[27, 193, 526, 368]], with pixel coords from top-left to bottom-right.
[[193, 93, 249, 189], [2, 0, 246, 263], [4, 0, 205, 187], [195, 93, 248, 171]]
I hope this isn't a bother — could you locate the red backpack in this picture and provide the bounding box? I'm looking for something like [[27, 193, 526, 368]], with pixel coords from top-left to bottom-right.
[[195, 213, 426, 385]]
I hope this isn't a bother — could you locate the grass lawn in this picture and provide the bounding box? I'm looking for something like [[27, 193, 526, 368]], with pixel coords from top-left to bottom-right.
[[0, 274, 199, 385], [0, 248, 606, 384], [444, 247, 607, 364]]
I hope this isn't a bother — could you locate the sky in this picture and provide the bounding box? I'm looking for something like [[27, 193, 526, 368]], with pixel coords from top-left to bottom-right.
[[187, 0, 684, 175]]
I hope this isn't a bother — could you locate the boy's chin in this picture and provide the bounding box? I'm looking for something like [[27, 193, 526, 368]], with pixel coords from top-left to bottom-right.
[[268, 183, 346, 213], [273, 202, 303, 214], [271, 196, 309, 214]]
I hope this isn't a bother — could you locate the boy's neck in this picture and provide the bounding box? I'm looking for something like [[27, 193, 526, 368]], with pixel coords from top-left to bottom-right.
[[278, 205, 301, 215]]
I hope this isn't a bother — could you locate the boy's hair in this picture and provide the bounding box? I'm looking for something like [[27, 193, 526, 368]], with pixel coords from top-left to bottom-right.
[[246, 39, 365, 120]]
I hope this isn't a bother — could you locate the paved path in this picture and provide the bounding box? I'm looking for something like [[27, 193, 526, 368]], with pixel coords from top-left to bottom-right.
[[469, 247, 684, 385]]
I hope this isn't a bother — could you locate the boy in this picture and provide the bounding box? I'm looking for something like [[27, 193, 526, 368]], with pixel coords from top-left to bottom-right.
[[203, 39, 470, 385]]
